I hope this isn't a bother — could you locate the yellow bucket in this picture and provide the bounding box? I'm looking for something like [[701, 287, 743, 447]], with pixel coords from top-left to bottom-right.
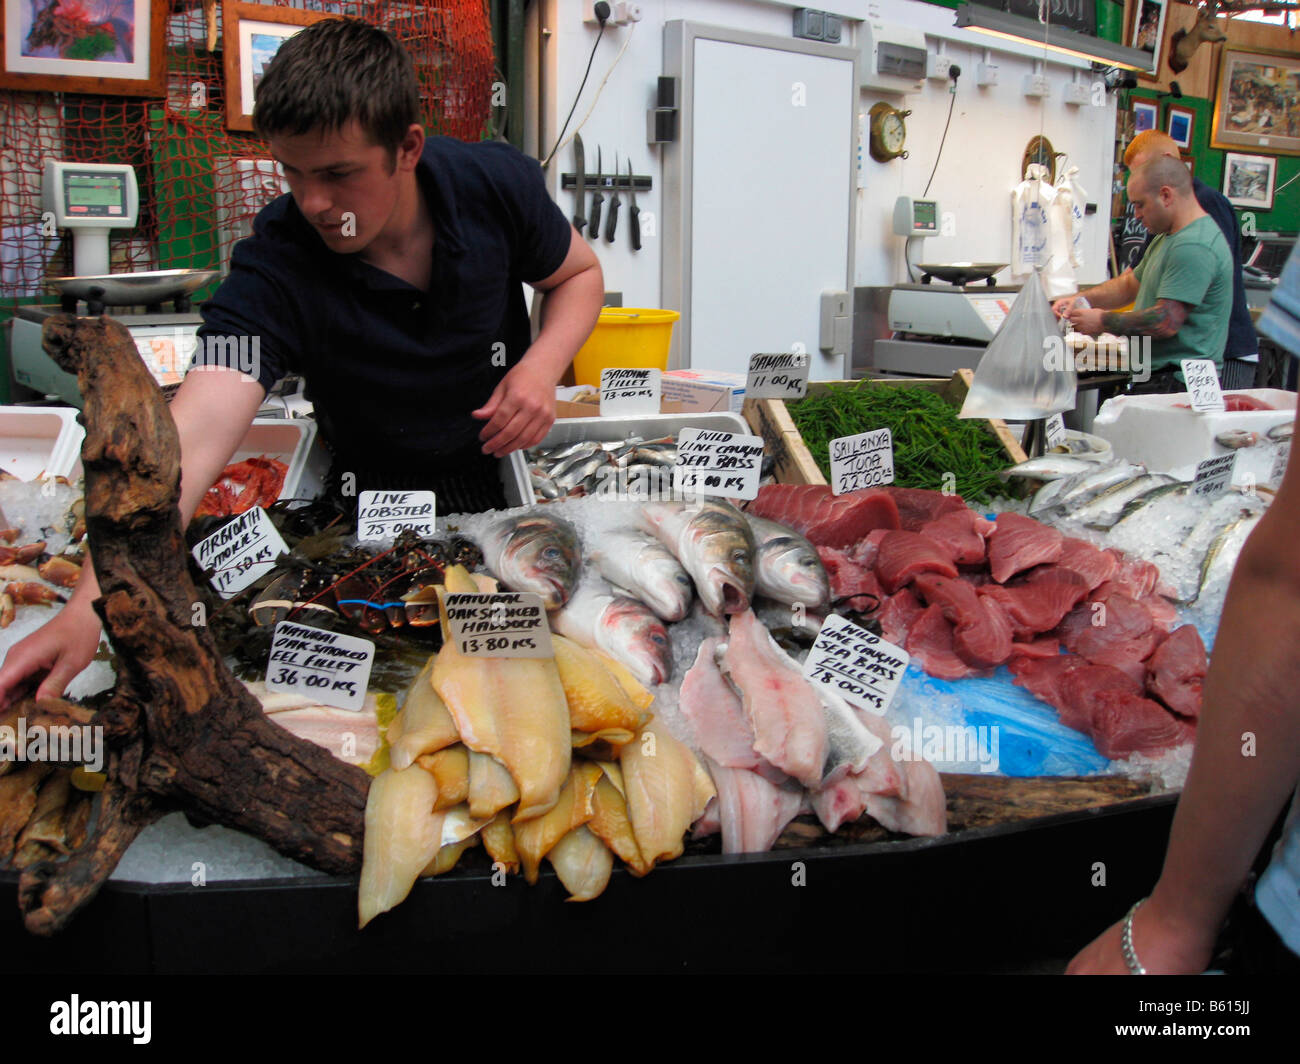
[[571, 307, 681, 389]]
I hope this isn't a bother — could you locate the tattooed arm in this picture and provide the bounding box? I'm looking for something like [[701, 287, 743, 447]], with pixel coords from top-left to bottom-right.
[[1068, 298, 1189, 338]]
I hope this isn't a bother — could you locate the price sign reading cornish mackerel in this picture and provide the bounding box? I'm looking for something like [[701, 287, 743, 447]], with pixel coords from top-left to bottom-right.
[[1192, 452, 1237, 499], [444, 592, 553, 658], [803, 614, 909, 716], [192, 506, 288, 599], [600, 368, 661, 416], [357, 490, 436, 543], [672, 428, 764, 501], [746, 352, 809, 400], [830, 428, 894, 495], [1181, 359, 1225, 413], [266, 621, 374, 712]]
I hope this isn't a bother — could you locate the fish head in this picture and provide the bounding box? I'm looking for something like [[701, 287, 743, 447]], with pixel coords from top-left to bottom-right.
[[637, 556, 695, 622], [759, 539, 830, 608], [604, 597, 673, 686], [497, 517, 581, 608]]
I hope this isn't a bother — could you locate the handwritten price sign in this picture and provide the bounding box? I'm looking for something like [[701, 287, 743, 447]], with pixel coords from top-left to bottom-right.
[[1181, 359, 1224, 414], [746, 352, 809, 400], [192, 507, 288, 599], [830, 428, 894, 495], [803, 614, 910, 715]]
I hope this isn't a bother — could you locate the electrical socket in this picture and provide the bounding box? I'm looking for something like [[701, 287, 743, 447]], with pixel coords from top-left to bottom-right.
[[1062, 81, 1091, 106], [1022, 73, 1050, 98], [976, 62, 998, 87], [926, 54, 951, 80], [614, 1, 642, 23]]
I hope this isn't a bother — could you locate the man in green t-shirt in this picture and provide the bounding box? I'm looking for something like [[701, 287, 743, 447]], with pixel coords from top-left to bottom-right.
[[1052, 155, 1233, 391]]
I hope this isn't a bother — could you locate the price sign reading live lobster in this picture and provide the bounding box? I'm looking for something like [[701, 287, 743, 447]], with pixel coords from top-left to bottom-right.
[[1181, 359, 1225, 414], [830, 428, 894, 495], [266, 621, 374, 712], [443, 592, 553, 658], [600, 368, 661, 416], [803, 614, 909, 716], [357, 490, 437, 543], [746, 352, 809, 400], [672, 428, 764, 501], [192, 506, 288, 599]]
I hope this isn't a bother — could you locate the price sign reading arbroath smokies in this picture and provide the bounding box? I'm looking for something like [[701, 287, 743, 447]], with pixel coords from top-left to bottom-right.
[[830, 427, 894, 495], [803, 613, 909, 716], [1044, 413, 1067, 450], [192, 506, 288, 599], [600, 368, 661, 416], [746, 352, 809, 400], [1192, 452, 1237, 499], [266, 621, 374, 712], [1181, 359, 1225, 413], [443, 592, 554, 658], [672, 427, 764, 501], [356, 490, 436, 543]]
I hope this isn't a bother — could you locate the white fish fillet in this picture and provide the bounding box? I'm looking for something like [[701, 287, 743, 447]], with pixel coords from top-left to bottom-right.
[[863, 756, 948, 837], [358, 768, 444, 928], [244, 680, 381, 766], [679, 638, 761, 770], [705, 757, 804, 854]]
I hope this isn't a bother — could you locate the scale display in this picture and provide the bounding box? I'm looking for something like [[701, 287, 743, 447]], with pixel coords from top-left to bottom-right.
[[62, 172, 128, 217]]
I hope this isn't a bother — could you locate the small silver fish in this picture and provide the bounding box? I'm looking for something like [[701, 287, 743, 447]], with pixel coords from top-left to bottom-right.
[[1072, 473, 1178, 529], [1215, 430, 1261, 450], [1177, 510, 1261, 606], [530, 471, 561, 500], [1001, 455, 1106, 482], [1267, 421, 1294, 443], [554, 452, 610, 491], [1053, 461, 1147, 513]]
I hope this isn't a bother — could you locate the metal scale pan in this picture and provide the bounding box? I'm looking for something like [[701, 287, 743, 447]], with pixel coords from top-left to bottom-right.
[[916, 262, 1007, 287], [48, 269, 221, 315]]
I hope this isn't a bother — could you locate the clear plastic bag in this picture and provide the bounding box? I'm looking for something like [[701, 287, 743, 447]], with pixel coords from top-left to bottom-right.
[[960, 269, 1077, 420]]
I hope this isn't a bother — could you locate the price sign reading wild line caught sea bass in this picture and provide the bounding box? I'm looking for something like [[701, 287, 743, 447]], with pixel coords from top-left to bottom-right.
[[672, 427, 764, 501], [803, 614, 909, 715], [746, 352, 809, 400], [192, 506, 288, 599], [1181, 359, 1225, 414], [266, 621, 374, 712], [444, 592, 553, 658], [600, 368, 661, 416], [830, 427, 894, 495]]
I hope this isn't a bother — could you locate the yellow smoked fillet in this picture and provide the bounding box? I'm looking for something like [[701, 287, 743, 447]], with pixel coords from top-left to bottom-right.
[[513, 762, 603, 884], [593, 650, 655, 712], [387, 656, 460, 770], [431, 566, 571, 821], [480, 809, 520, 875], [358, 767, 443, 929], [619, 717, 716, 869], [547, 825, 614, 902], [416, 746, 470, 811], [588, 768, 649, 876], [467, 750, 521, 819], [552, 634, 649, 749]]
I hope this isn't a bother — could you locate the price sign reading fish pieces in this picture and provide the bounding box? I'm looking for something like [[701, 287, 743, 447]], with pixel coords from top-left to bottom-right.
[[804, 614, 909, 716], [600, 368, 661, 416], [1192, 452, 1238, 499], [672, 428, 764, 501], [192, 507, 288, 599], [266, 621, 374, 712], [1181, 359, 1225, 414], [357, 490, 437, 543], [1044, 414, 1068, 450], [444, 592, 554, 658], [830, 428, 894, 495], [746, 352, 809, 400]]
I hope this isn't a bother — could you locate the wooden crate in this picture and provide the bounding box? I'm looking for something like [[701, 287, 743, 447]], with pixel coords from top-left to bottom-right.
[[742, 369, 1028, 486]]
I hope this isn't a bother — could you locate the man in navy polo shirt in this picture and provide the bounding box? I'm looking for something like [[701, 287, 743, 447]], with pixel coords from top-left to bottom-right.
[[0, 18, 602, 704]]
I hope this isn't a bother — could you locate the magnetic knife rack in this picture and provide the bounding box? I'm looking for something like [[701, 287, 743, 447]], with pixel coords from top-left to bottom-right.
[[561, 174, 653, 192]]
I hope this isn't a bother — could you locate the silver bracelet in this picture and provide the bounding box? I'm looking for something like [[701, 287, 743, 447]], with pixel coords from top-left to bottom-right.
[[1122, 898, 1149, 975]]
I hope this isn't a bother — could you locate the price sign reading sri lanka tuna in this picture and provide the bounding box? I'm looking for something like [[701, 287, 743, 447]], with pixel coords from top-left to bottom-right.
[[1181, 359, 1225, 413], [357, 490, 437, 542], [600, 368, 661, 416], [266, 621, 374, 712], [830, 428, 895, 495], [443, 592, 553, 658], [746, 352, 809, 400], [803, 613, 909, 716], [192, 506, 288, 599], [672, 428, 764, 501]]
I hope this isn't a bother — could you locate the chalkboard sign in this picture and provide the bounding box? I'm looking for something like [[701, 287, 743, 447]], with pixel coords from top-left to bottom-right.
[[1115, 201, 1151, 274], [970, 0, 1097, 37]]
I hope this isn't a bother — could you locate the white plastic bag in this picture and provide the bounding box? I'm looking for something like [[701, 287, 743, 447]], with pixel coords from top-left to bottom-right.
[[1010, 164, 1053, 276], [1060, 165, 1088, 269]]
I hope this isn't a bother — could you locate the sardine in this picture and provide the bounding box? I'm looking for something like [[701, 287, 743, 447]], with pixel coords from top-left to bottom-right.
[[480, 512, 582, 609], [530, 470, 561, 500], [746, 515, 829, 608], [554, 453, 609, 491], [551, 585, 674, 687], [639, 499, 756, 616], [548, 443, 604, 479], [590, 530, 694, 622]]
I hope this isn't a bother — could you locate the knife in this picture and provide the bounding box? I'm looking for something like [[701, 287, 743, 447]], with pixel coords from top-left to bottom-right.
[[572, 134, 587, 232], [589, 147, 604, 239], [604, 152, 620, 243], [628, 158, 641, 252]]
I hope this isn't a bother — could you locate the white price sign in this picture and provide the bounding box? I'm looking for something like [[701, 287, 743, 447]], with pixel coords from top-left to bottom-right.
[[192, 507, 288, 599], [444, 592, 553, 658], [829, 428, 894, 495], [1044, 414, 1067, 449], [357, 490, 437, 542], [803, 614, 910, 715], [1272, 441, 1290, 484], [1192, 452, 1237, 499], [671, 428, 764, 501], [600, 368, 661, 416], [266, 621, 374, 712], [1181, 359, 1225, 413], [746, 352, 809, 400]]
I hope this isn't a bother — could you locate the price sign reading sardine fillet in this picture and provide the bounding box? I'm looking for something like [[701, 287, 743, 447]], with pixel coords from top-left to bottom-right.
[[1044, 414, 1067, 450], [192, 506, 288, 599], [600, 368, 661, 416], [672, 427, 764, 501], [357, 490, 437, 543], [746, 352, 809, 400], [1192, 452, 1238, 499], [830, 428, 894, 495], [803, 614, 909, 716], [266, 621, 374, 712], [1181, 359, 1225, 413], [444, 592, 553, 658]]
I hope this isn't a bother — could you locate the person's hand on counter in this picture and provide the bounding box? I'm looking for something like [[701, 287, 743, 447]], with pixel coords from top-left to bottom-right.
[[473, 358, 559, 457], [0, 580, 104, 706], [1051, 294, 1083, 319]]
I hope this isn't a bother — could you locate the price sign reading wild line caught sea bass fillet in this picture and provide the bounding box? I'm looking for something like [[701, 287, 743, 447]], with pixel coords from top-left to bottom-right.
[[803, 613, 909, 716]]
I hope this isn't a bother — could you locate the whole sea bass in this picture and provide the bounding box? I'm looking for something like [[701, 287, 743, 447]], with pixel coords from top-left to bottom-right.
[[746, 515, 829, 608], [551, 585, 673, 686], [590, 529, 694, 622], [480, 512, 582, 609], [639, 499, 756, 616]]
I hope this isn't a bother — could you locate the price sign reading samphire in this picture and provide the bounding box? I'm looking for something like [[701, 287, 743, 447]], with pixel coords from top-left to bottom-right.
[[746, 352, 809, 400], [600, 368, 661, 416], [357, 490, 436, 543], [1044, 413, 1067, 450], [266, 621, 374, 712], [803, 613, 910, 716], [830, 428, 895, 495], [1181, 359, 1225, 413], [192, 506, 288, 599], [1192, 452, 1237, 499], [444, 592, 553, 658], [672, 427, 764, 501]]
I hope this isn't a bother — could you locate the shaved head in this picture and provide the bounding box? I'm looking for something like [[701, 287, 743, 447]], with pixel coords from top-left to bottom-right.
[[1131, 155, 1193, 199]]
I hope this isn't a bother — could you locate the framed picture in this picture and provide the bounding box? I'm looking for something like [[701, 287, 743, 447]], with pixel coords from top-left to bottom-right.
[[1222, 152, 1276, 210], [223, 2, 334, 132], [1182, 154, 1194, 173], [0, 0, 166, 96], [1134, 99, 1159, 134], [1211, 47, 1300, 157], [1167, 105, 1195, 150], [1129, 0, 1170, 78]]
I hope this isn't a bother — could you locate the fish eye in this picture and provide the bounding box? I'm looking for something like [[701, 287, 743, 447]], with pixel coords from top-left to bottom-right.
[[677, 575, 692, 586], [732, 549, 747, 563], [542, 546, 563, 562], [651, 633, 667, 646]]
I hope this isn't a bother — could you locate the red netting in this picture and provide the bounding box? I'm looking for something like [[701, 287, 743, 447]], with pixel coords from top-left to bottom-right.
[[0, 1, 496, 306]]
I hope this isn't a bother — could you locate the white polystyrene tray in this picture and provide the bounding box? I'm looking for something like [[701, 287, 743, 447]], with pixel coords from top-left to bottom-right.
[[0, 406, 84, 481]]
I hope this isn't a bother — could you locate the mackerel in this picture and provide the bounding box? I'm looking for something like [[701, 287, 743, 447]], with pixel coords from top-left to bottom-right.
[[1052, 461, 1147, 512], [1176, 510, 1261, 606], [1001, 455, 1104, 482], [1071, 474, 1178, 529]]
